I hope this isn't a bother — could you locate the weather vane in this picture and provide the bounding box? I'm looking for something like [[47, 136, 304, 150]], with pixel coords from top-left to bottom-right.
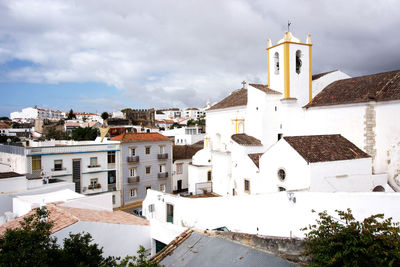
[[288, 21, 291, 32]]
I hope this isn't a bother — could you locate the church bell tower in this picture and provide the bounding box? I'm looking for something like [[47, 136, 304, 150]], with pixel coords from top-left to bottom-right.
[[266, 32, 312, 106]]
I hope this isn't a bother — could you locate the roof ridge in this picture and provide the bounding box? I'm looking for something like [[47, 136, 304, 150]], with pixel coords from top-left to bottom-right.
[[151, 229, 193, 263]]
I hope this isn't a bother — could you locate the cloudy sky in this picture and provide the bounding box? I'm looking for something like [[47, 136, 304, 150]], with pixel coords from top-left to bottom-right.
[[1, 0, 399, 116]]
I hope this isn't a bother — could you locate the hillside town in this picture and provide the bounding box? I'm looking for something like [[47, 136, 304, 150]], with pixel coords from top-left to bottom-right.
[[1, 30, 400, 265], [1, 0, 400, 262]]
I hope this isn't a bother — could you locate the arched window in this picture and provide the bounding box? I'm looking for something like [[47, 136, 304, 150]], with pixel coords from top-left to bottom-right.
[[207, 170, 212, 182], [278, 168, 286, 181], [278, 187, 286, 192], [274, 52, 280, 74], [372, 185, 385, 192], [296, 50, 302, 74]]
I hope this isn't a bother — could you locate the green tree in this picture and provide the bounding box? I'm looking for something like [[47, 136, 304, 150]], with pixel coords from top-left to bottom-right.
[[101, 112, 109, 121], [71, 127, 98, 141], [67, 109, 76, 120], [186, 119, 196, 126], [46, 127, 69, 140], [0, 116, 9, 120], [169, 122, 181, 129], [302, 209, 400, 266], [0, 207, 158, 267]]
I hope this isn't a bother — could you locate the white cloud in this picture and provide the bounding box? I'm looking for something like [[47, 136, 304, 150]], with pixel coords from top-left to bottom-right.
[[0, 0, 400, 109]]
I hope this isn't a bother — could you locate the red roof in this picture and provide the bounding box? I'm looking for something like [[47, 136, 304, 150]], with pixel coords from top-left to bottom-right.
[[112, 132, 170, 143], [0, 204, 149, 236]]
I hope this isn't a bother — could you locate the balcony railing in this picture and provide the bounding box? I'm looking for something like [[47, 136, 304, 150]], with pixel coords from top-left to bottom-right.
[[87, 164, 101, 168], [157, 153, 168, 159], [108, 184, 117, 191], [51, 167, 66, 171], [128, 176, 140, 183], [127, 156, 139, 163], [158, 172, 169, 179]]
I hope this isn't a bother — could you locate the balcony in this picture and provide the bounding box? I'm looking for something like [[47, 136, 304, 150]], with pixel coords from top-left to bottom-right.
[[127, 156, 139, 163], [128, 176, 140, 184], [157, 153, 168, 159], [108, 184, 117, 191], [87, 164, 101, 168], [51, 167, 66, 171], [158, 172, 169, 179], [88, 183, 101, 190]]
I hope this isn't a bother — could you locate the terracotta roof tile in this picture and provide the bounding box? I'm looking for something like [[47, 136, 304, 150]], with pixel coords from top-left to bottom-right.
[[248, 84, 281, 95], [58, 206, 149, 226], [208, 89, 247, 111], [248, 153, 263, 168], [306, 70, 400, 108], [151, 229, 193, 263], [111, 132, 170, 143], [283, 135, 370, 163], [173, 145, 203, 162], [231, 134, 262, 146], [0, 204, 149, 237]]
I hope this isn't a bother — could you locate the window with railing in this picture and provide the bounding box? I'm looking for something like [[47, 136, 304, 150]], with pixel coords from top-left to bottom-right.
[[107, 151, 115, 163], [89, 157, 99, 168], [53, 160, 63, 171]]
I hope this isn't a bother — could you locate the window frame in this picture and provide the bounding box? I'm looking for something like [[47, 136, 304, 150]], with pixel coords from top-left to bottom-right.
[[159, 183, 166, 193], [32, 156, 41, 171], [244, 179, 250, 193], [130, 188, 137, 198], [145, 166, 151, 175], [176, 163, 183, 175], [207, 170, 212, 182], [145, 146, 151, 155], [54, 159, 63, 171], [107, 151, 116, 164]]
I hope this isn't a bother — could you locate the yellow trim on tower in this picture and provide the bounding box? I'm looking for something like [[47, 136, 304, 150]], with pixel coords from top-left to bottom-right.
[[308, 45, 313, 102], [267, 48, 270, 88], [283, 42, 290, 98]]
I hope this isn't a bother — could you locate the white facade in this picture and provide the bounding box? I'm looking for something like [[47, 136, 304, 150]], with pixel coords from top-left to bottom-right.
[[174, 127, 205, 145], [143, 190, 400, 238], [0, 140, 122, 208], [187, 31, 398, 196], [11, 107, 64, 121]]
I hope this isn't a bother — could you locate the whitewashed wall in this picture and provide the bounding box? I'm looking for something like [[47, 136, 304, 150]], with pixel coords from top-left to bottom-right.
[[143, 190, 400, 238], [0, 176, 27, 193], [172, 159, 190, 191]]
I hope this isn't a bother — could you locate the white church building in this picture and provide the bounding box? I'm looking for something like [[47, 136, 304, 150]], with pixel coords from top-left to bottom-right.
[[188, 31, 400, 196]]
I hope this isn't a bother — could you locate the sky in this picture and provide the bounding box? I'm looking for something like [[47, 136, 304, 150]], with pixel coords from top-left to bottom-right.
[[0, 0, 400, 116]]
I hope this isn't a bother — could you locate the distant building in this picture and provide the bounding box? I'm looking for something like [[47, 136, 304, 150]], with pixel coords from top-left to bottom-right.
[[0, 139, 121, 208], [11, 106, 64, 122], [124, 109, 155, 126], [172, 145, 202, 194], [111, 133, 172, 212], [183, 108, 204, 120]]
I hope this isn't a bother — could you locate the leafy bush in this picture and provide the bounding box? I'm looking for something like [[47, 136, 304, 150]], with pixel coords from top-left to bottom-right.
[[302, 209, 400, 266]]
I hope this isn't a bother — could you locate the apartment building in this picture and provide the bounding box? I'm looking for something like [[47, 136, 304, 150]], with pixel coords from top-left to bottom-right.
[[0, 139, 121, 207], [10, 106, 64, 122], [112, 133, 172, 211]]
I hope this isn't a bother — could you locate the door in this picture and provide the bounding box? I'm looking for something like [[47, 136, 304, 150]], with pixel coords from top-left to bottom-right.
[[72, 159, 81, 193], [177, 180, 182, 191], [166, 204, 174, 223]]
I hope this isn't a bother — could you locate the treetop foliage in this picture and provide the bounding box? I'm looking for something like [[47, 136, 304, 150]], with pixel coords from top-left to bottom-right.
[[0, 207, 159, 267], [302, 209, 400, 266]]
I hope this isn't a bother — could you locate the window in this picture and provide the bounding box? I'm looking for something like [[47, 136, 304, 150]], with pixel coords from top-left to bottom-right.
[[145, 166, 151, 175], [130, 148, 136, 156], [160, 184, 166, 193], [296, 50, 302, 74], [90, 178, 98, 188], [129, 168, 137, 177], [207, 170, 212, 182], [145, 185, 152, 191], [274, 52, 280, 74], [278, 133, 283, 140], [54, 160, 63, 171], [166, 204, 174, 223], [159, 164, 166, 173], [278, 186, 286, 192], [108, 151, 115, 163], [90, 157, 98, 167], [130, 188, 137, 198], [244, 179, 250, 193], [278, 169, 286, 181], [145, 146, 151, 155], [32, 156, 41, 171], [176, 163, 183, 174], [159, 145, 166, 154], [149, 204, 155, 212]]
